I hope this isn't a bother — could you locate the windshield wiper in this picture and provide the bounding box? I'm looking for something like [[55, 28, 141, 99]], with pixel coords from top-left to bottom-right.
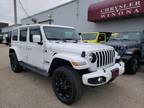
[[62, 38, 79, 43], [62, 38, 77, 40], [47, 38, 62, 40], [47, 38, 79, 43]]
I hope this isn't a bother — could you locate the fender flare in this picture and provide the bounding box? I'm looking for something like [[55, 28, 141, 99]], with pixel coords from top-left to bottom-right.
[[123, 48, 140, 61], [9, 47, 22, 61], [48, 53, 89, 70]]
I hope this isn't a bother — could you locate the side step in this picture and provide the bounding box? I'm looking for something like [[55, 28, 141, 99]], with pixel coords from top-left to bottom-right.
[[19, 62, 49, 77]]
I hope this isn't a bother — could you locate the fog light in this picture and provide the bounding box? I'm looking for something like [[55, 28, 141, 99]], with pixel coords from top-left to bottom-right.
[[98, 77, 103, 83], [88, 77, 106, 84]]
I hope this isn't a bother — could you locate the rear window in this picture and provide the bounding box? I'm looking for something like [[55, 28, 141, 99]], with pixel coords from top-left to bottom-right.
[[20, 29, 27, 42], [12, 30, 18, 41]]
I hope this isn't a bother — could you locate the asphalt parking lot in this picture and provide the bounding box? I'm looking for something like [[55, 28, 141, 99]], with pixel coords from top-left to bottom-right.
[[0, 44, 144, 108]]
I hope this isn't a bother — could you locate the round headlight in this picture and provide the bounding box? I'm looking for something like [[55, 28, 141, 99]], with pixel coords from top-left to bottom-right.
[[88, 53, 97, 63]]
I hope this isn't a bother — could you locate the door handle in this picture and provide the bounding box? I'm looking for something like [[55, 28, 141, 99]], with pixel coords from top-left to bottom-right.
[[38, 42, 43, 45]]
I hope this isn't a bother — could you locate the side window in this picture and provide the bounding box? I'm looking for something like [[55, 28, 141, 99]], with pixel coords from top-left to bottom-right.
[[20, 29, 27, 42], [98, 34, 105, 42], [12, 30, 18, 41], [29, 27, 42, 42]]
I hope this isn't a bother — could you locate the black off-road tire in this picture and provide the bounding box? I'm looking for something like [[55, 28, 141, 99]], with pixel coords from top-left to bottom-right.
[[10, 53, 23, 73], [126, 56, 139, 75], [52, 66, 82, 105]]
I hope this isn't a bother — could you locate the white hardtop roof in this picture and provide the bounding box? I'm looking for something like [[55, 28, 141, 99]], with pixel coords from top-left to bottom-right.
[[13, 24, 75, 30]]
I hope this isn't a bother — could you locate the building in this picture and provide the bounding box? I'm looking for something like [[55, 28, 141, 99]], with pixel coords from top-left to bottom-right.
[[21, 0, 144, 32], [0, 22, 8, 33], [1, 24, 21, 34], [88, 0, 144, 32], [21, 0, 102, 32]]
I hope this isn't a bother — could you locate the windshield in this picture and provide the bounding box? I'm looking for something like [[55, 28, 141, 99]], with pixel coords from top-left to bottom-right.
[[81, 33, 97, 40], [110, 32, 141, 41], [43, 26, 80, 40]]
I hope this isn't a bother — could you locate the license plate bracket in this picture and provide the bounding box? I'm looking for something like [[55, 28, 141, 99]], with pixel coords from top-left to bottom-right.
[[111, 68, 119, 78]]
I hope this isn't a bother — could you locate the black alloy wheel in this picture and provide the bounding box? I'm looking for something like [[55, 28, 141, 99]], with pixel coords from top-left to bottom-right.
[[10, 53, 23, 73], [52, 66, 82, 105]]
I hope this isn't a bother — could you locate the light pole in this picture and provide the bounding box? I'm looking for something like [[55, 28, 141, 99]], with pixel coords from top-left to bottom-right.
[[14, 0, 18, 25], [47, 14, 54, 24]]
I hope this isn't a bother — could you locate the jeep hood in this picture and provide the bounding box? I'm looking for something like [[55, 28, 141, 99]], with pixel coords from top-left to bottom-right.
[[107, 40, 140, 47], [49, 42, 113, 55], [106, 40, 140, 56]]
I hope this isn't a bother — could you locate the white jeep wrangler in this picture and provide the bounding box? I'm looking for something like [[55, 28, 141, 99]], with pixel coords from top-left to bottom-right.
[[9, 24, 124, 105]]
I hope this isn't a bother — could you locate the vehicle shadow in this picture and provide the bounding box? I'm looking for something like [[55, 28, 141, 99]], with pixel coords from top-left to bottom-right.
[[20, 69, 125, 107], [12, 68, 143, 108]]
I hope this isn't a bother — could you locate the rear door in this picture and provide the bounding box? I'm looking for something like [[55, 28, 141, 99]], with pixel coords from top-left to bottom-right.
[[11, 29, 18, 47], [19, 28, 28, 63], [27, 26, 44, 70]]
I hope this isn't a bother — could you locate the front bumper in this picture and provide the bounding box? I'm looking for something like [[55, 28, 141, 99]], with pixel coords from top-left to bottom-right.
[[82, 62, 125, 86]]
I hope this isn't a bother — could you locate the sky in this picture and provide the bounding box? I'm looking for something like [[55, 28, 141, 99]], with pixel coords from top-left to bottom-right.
[[0, 0, 71, 25]]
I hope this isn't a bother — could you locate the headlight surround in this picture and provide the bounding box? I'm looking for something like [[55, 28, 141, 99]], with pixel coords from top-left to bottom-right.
[[88, 53, 97, 63], [71, 61, 87, 66]]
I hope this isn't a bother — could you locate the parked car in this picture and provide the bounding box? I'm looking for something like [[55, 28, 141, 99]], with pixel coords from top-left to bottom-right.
[[2, 32, 12, 45], [107, 32, 144, 74], [9, 24, 124, 105], [2, 34, 8, 44], [80, 32, 108, 44], [111, 33, 119, 38], [6, 31, 12, 45]]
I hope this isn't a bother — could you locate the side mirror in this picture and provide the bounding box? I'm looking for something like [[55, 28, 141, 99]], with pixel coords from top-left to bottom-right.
[[33, 35, 41, 43], [78, 33, 81, 36]]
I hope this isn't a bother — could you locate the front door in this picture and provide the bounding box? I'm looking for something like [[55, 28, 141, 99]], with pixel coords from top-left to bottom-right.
[[27, 26, 44, 70]]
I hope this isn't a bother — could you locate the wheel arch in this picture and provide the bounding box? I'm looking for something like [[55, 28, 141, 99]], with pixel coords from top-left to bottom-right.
[[48, 58, 73, 76], [124, 48, 141, 59], [9, 48, 21, 61]]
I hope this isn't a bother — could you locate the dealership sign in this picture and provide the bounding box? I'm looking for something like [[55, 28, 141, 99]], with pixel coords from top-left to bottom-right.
[[88, 0, 144, 22]]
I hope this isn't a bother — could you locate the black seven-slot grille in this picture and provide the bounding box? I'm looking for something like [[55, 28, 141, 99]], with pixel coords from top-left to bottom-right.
[[95, 50, 115, 68]]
